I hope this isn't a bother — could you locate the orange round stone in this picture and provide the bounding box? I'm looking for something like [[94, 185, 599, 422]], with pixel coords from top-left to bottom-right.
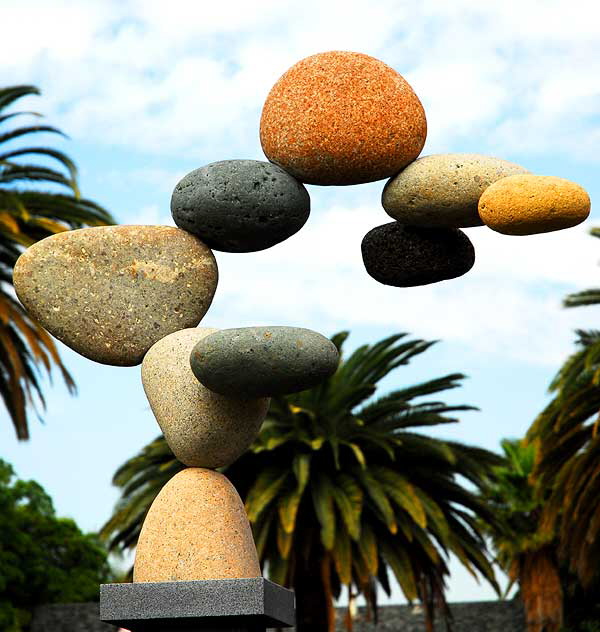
[[259, 51, 427, 186]]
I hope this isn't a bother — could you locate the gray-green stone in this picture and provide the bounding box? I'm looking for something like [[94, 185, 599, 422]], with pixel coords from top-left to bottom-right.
[[382, 153, 530, 227], [190, 326, 339, 397]]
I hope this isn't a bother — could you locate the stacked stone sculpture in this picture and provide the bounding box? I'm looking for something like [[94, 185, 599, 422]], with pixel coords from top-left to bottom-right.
[[11, 50, 593, 631]]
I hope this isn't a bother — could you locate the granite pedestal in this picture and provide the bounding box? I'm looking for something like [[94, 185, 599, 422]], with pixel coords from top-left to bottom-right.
[[100, 578, 295, 632]]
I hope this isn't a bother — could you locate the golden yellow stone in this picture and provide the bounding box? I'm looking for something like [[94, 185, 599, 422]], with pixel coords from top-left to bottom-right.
[[478, 175, 590, 235]]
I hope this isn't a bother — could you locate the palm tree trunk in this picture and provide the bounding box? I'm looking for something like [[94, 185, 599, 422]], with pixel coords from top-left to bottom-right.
[[519, 548, 563, 632], [293, 548, 335, 632]]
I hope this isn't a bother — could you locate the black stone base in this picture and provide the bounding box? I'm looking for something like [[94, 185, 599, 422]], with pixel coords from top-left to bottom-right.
[[99, 578, 295, 631]]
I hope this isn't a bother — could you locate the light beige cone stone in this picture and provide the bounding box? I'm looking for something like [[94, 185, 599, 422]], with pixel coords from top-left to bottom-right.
[[133, 468, 261, 582], [142, 328, 270, 468], [13, 225, 218, 366], [478, 175, 591, 235]]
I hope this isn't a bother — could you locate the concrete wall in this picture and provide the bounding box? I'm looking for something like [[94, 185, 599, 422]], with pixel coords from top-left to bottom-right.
[[31, 599, 525, 631]]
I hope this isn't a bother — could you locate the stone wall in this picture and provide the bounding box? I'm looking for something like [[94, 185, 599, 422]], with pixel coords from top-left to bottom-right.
[[31, 599, 525, 631]]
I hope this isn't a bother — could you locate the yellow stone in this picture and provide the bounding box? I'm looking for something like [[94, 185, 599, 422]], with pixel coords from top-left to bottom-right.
[[133, 468, 261, 582], [478, 175, 590, 235]]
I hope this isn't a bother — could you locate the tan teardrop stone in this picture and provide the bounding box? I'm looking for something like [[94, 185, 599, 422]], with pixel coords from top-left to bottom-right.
[[133, 468, 261, 582], [142, 328, 269, 468]]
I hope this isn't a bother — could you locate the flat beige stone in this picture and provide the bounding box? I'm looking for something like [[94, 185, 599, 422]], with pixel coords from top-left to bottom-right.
[[13, 225, 218, 366], [478, 175, 591, 235], [142, 328, 269, 468], [133, 468, 261, 582], [382, 153, 529, 227]]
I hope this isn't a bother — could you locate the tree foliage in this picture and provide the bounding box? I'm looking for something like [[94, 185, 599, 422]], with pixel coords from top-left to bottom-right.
[[0, 85, 114, 439], [101, 331, 502, 632], [0, 458, 112, 632]]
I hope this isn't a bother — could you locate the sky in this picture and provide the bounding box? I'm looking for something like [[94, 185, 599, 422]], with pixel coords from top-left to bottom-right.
[[1, 0, 600, 606]]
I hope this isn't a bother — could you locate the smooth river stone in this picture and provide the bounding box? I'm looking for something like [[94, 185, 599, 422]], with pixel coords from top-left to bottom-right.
[[171, 160, 310, 252], [260, 51, 427, 186], [382, 153, 530, 227], [133, 468, 261, 582], [478, 174, 591, 235], [142, 328, 270, 468], [361, 222, 475, 287], [190, 326, 339, 398], [13, 226, 218, 366]]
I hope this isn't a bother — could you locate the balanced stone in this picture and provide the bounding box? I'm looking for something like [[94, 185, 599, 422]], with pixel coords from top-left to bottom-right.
[[13, 226, 218, 366], [478, 174, 591, 235], [142, 328, 269, 468], [190, 326, 339, 398], [382, 153, 529, 227], [260, 51, 427, 186], [171, 160, 310, 252], [133, 468, 261, 582], [361, 222, 475, 287]]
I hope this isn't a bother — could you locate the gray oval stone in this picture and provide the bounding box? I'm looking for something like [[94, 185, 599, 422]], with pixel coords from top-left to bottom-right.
[[382, 153, 529, 227], [190, 326, 339, 397], [13, 226, 218, 366], [171, 160, 310, 252]]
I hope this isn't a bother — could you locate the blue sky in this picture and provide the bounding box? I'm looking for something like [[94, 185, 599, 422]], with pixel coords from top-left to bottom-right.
[[1, 0, 600, 605]]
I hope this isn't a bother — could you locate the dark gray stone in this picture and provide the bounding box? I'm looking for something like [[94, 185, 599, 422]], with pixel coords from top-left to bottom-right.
[[189, 326, 339, 398], [361, 222, 475, 287], [171, 160, 310, 253], [99, 578, 294, 631]]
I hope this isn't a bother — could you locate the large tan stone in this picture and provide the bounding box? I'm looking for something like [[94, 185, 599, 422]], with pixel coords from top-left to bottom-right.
[[382, 153, 529, 227], [260, 51, 427, 185], [478, 175, 591, 235], [133, 468, 261, 582], [142, 328, 269, 468], [13, 225, 218, 366]]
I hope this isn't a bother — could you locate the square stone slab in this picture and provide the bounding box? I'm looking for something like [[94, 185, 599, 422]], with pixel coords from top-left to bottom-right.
[[100, 577, 295, 631]]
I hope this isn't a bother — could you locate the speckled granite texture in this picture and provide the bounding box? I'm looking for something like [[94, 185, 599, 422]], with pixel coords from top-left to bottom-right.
[[382, 153, 530, 227], [13, 225, 218, 366], [479, 174, 591, 235], [190, 326, 340, 397], [361, 222, 475, 287], [142, 328, 269, 468], [31, 599, 525, 631], [260, 51, 427, 185], [171, 160, 310, 252], [133, 468, 261, 582], [100, 578, 295, 630]]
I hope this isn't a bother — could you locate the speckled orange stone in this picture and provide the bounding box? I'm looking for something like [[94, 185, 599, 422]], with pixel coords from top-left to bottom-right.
[[260, 51, 427, 186], [479, 175, 591, 235], [133, 468, 261, 582]]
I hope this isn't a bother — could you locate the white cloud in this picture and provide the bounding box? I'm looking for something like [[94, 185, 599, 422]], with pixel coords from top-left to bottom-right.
[[205, 197, 600, 367], [1, 0, 598, 160]]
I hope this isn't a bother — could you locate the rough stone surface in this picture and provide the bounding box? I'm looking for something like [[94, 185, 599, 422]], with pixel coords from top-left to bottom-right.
[[133, 468, 261, 583], [13, 225, 218, 366], [142, 328, 270, 468], [478, 174, 591, 235], [361, 222, 475, 287], [171, 160, 310, 252], [382, 153, 530, 227], [31, 600, 526, 632], [260, 51, 427, 186], [190, 326, 339, 398], [100, 578, 295, 629]]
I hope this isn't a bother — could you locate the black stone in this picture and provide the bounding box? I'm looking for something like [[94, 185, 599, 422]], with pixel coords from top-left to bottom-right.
[[171, 160, 310, 253], [361, 222, 475, 287], [99, 577, 295, 631]]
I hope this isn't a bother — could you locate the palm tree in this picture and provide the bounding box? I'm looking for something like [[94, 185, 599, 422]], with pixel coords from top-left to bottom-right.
[[479, 438, 563, 632], [525, 228, 600, 591], [101, 331, 502, 632], [0, 85, 114, 439]]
